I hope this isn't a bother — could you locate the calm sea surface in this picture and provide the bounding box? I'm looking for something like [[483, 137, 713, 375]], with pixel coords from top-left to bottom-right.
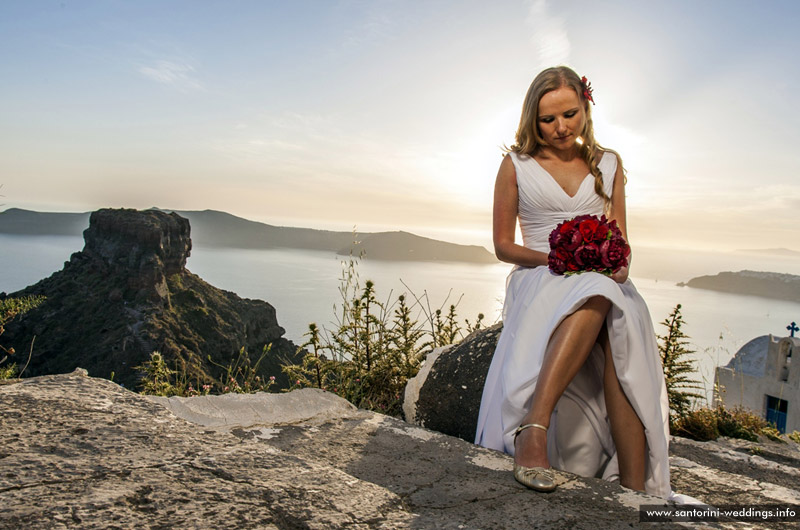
[[2, 234, 799, 401]]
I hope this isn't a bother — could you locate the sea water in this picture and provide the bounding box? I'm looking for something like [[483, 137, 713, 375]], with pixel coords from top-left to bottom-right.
[[2, 234, 799, 402]]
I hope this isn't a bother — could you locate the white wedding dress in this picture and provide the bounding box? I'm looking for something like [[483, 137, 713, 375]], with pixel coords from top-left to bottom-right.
[[474, 151, 672, 499]]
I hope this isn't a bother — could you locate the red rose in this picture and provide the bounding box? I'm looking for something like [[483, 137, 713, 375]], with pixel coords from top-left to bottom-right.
[[600, 238, 630, 271], [575, 242, 601, 268], [562, 229, 582, 251], [578, 217, 601, 243], [595, 223, 610, 242]]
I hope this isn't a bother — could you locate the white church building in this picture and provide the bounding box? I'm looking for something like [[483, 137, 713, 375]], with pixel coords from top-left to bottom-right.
[[714, 326, 798, 433]]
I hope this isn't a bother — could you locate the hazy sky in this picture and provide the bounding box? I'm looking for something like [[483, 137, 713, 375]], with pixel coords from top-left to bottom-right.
[[2, 0, 799, 251]]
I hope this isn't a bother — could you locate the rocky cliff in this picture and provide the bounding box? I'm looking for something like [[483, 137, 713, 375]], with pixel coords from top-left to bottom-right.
[[2, 208, 299, 390]]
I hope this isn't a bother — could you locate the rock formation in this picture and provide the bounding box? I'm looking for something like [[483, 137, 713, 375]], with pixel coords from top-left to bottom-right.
[[403, 323, 502, 441], [2, 208, 299, 390], [3, 370, 799, 528]]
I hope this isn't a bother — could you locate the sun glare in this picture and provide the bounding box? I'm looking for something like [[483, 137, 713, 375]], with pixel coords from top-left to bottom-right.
[[443, 105, 518, 208]]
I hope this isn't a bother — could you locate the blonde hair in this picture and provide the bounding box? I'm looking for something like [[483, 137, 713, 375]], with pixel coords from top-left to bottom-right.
[[508, 66, 621, 210]]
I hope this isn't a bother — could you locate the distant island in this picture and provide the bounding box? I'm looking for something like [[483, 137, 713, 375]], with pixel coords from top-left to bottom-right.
[[0, 208, 497, 264], [678, 270, 800, 302]]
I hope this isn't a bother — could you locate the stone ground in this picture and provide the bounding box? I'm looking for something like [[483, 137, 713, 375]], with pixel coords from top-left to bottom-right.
[[1, 370, 798, 529]]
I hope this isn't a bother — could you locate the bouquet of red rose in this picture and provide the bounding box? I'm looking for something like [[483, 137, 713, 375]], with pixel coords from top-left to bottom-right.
[[547, 214, 630, 276]]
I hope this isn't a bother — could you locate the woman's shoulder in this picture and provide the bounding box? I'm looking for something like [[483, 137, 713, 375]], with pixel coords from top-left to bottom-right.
[[505, 150, 530, 163], [596, 147, 620, 163], [497, 152, 518, 185], [596, 148, 621, 173], [505, 149, 538, 173], [502, 150, 529, 174]]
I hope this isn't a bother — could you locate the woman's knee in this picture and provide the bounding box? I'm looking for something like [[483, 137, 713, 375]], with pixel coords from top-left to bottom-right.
[[583, 295, 612, 315]]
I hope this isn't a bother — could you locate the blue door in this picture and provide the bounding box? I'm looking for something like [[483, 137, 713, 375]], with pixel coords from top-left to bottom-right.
[[765, 395, 788, 433]]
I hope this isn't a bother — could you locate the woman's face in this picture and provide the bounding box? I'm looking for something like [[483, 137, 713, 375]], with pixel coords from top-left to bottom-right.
[[536, 86, 585, 152]]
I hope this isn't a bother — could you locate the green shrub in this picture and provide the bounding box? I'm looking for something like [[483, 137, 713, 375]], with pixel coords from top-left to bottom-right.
[[658, 304, 703, 426], [0, 295, 45, 379]]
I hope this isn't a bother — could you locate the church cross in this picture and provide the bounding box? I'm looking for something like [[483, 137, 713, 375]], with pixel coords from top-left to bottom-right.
[[788, 321, 799, 338]]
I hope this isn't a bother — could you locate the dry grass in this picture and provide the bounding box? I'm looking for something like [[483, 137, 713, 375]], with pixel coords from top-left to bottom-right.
[[672, 404, 789, 443]]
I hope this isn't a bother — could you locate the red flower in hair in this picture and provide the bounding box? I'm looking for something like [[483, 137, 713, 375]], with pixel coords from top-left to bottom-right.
[[581, 76, 595, 105]]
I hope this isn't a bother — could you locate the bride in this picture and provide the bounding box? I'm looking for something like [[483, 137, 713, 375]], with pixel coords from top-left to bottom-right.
[[474, 66, 672, 498]]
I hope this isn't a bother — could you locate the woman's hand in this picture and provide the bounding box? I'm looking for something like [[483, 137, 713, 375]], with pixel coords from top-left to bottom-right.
[[610, 265, 629, 284]]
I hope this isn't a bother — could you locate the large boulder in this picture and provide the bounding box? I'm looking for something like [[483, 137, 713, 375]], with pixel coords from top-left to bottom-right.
[[403, 323, 502, 442], [2, 208, 299, 390]]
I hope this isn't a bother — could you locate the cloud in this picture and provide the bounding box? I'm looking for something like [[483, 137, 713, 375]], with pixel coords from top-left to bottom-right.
[[526, 0, 570, 67], [138, 60, 203, 92], [335, 0, 399, 50], [341, 12, 394, 48]]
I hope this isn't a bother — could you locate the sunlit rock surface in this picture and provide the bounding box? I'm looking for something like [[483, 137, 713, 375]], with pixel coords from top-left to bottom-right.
[[0, 370, 734, 529]]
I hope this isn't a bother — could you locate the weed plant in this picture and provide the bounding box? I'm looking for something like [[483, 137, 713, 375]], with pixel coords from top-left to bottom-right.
[[136, 346, 276, 397], [282, 253, 484, 416], [0, 295, 45, 379]]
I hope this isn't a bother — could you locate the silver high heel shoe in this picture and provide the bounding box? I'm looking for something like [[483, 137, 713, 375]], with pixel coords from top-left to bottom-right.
[[513, 423, 556, 492]]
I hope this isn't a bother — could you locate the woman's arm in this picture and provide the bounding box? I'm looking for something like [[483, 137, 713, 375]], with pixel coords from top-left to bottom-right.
[[493, 154, 549, 267], [607, 153, 630, 283]]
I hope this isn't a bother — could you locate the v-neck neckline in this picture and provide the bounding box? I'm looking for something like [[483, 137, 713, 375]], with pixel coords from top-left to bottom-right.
[[531, 156, 592, 200]]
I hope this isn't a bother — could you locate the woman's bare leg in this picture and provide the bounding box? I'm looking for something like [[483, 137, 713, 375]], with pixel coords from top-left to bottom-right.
[[514, 295, 611, 469], [600, 327, 646, 491]]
